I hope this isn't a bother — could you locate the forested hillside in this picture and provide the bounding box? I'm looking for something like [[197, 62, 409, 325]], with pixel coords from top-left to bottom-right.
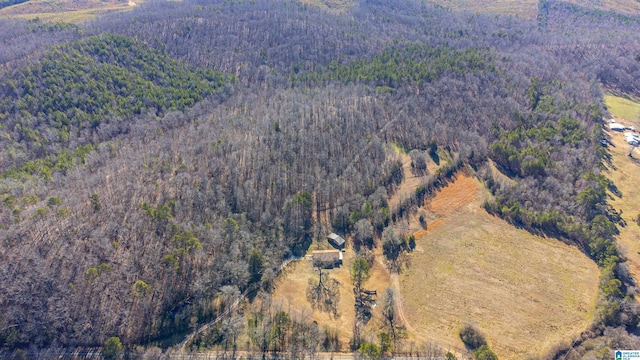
[[0, 33, 228, 179], [1, 0, 640, 358]]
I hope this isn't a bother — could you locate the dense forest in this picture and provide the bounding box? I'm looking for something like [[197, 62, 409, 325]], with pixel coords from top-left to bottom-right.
[[0, 0, 640, 358]]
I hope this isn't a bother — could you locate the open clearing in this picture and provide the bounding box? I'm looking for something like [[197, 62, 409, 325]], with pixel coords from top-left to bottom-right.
[[272, 243, 390, 347], [605, 94, 640, 123], [424, 0, 640, 18], [426, 0, 537, 18], [562, 0, 640, 15], [399, 174, 600, 359], [300, 0, 354, 13], [0, 0, 141, 23], [388, 146, 444, 210], [603, 96, 640, 285]]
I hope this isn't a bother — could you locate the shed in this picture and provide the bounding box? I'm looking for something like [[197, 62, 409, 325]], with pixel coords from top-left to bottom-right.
[[327, 233, 346, 249], [312, 250, 343, 269], [609, 123, 625, 131]]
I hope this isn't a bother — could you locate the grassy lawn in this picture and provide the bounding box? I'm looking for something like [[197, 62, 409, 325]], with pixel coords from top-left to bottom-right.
[[605, 94, 640, 122], [399, 174, 599, 359]]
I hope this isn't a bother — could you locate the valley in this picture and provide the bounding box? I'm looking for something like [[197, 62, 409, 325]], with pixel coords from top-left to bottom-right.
[[1, 0, 640, 358]]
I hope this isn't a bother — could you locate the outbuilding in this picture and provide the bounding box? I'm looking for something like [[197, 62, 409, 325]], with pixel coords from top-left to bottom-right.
[[327, 233, 346, 249]]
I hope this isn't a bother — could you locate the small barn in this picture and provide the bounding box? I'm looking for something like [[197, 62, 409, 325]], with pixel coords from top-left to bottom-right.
[[327, 233, 346, 249], [610, 123, 626, 131], [312, 250, 343, 269]]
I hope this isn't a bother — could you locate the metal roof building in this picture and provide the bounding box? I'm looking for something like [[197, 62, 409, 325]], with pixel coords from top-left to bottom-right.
[[327, 233, 346, 248]]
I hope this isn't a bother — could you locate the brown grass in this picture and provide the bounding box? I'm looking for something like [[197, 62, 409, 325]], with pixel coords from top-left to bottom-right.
[[0, 0, 142, 23], [272, 242, 390, 348], [399, 174, 600, 359], [603, 105, 640, 285], [425, 0, 538, 18], [562, 0, 640, 15]]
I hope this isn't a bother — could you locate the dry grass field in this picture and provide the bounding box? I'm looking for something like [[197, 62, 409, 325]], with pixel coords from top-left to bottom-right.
[[602, 97, 640, 285], [426, 0, 538, 18], [562, 0, 640, 15], [399, 174, 600, 359], [0, 0, 141, 23]]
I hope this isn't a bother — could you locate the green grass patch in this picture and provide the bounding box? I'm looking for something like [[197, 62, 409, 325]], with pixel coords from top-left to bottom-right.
[[604, 94, 640, 121]]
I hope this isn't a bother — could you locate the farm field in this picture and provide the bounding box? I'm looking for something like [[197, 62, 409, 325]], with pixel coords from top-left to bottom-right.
[[0, 0, 140, 23], [399, 174, 600, 358]]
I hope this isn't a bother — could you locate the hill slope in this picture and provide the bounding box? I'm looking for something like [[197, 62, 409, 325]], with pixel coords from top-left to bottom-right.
[[1, 0, 639, 356], [0, 33, 228, 179]]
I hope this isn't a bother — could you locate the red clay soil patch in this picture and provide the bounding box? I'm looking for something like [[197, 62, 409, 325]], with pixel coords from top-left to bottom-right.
[[426, 173, 479, 216]]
